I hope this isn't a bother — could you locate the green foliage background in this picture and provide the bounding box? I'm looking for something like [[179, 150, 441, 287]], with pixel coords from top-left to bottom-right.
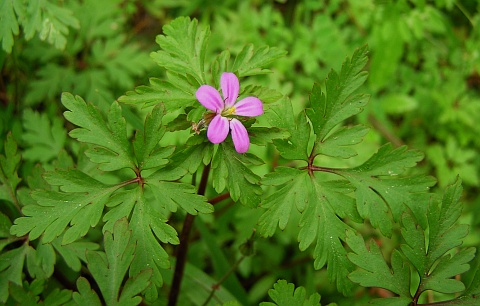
[[1, 0, 479, 305]]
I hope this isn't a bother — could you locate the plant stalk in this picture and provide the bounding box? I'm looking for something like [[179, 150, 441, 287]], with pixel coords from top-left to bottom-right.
[[168, 163, 211, 306], [201, 255, 246, 306]]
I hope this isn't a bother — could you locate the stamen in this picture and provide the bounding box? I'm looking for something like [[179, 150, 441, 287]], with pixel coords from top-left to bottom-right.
[[221, 106, 236, 117]]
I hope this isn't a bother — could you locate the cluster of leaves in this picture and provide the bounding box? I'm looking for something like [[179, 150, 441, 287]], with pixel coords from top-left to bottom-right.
[[0, 15, 292, 305], [207, 1, 480, 191], [6, 91, 215, 303], [347, 178, 479, 305], [0, 0, 79, 53], [255, 43, 442, 294], [1, 0, 150, 115], [119, 16, 287, 207], [1, 3, 479, 306]]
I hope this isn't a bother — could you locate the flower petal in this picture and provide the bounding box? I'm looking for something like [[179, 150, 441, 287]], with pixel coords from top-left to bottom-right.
[[207, 115, 229, 144], [196, 85, 224, 112], [234, 97, 264, 117], [221, 72, 239, 107], [230, 119, 250, 153]]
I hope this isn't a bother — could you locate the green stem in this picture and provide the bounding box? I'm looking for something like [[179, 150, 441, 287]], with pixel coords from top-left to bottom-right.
[[201, 255, 246, 306], [168, 163, 211, 306], [455, 0, 474, 26], [368, 114, 404, 147]]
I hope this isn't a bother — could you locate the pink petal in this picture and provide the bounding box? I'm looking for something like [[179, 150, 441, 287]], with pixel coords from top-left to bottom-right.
[[196, 85, 224, 112], [234, 97, 263, 117], [230, 119, 250, 153], [221, 72, 239, 107], [207, 115, 229, 144]]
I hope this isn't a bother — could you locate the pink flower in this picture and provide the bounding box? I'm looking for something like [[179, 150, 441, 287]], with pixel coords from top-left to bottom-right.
[[196, 72, 263, 153]]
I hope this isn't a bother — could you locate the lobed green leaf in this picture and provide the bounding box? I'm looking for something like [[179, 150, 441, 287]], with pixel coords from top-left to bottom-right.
[[249, 127, 290, 147], [26, 242, 55, 280], [0, 0, 20, 53], [86, 218, 151, 306], [402, 178, 474, 296], [0, 133, 21, 206], [22, 109, 67, 163], [127, 190, 175, 301], [11, 169, 118, 244], [306, 45, 369, 143], [72, 277, 102, 306], [336, 144, 436, 235], [312, 125, 369, 159], [167, 138, 213, 174], [212, 143, 262, 207], [62, 93, 136, 171], [118, 76, 197, 110], [260, 279, 321, 306], [258, 168, 310, 237], [145, 179, 213, 215], [151, 17, 209, 84], [36, 0, 79, 49], [0, 244, 28, 303], [347, 231, 412, 299], [260, 167, 359, 294], [232, 44, 288, 77], [266, 99, 310, 161], [0, 212, 15, 252], [298, 178, 357, 295], [133, 104, 175, 170]]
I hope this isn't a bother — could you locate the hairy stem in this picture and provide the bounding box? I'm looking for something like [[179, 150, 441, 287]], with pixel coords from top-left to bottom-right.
[[168, 163, 211, 306]]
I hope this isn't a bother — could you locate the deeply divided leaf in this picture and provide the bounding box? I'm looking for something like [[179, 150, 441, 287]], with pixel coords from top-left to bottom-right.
[[85, 218, 152, 306], [260, 279, 321, 306], [401, 178, 474, 296], [0, 244, 28, 303], [306, 45, 369, 143], [22, 109, 67, 163], [335, 144, 436, 235], [266, 99, 310, 161], [347, 231, 412, 300], [151, 17, 209, 85], [127, 189, 177, 301], [118, 75, 197, 110], [0, 133, 21, 206], [62, 93, 136, 171], [259, 167, 359, 294], [145, 176, 213, 215], [232, 44, 288, 77], [0, 0, 20, 53], [212, 143, 262, 207], [11, 169, 118, 244], [133, 104, 174, 170], [347, 178, 475, 304]]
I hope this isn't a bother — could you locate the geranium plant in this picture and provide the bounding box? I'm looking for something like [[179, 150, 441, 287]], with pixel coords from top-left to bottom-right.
[[1, 11, 479, 306]]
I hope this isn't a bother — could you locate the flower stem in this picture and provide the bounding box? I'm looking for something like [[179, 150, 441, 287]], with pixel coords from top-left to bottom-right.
[[168, 163, 211, 306]]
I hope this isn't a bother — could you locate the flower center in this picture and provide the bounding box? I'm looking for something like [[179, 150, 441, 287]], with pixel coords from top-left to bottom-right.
[[221, 106, 236, 117]]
